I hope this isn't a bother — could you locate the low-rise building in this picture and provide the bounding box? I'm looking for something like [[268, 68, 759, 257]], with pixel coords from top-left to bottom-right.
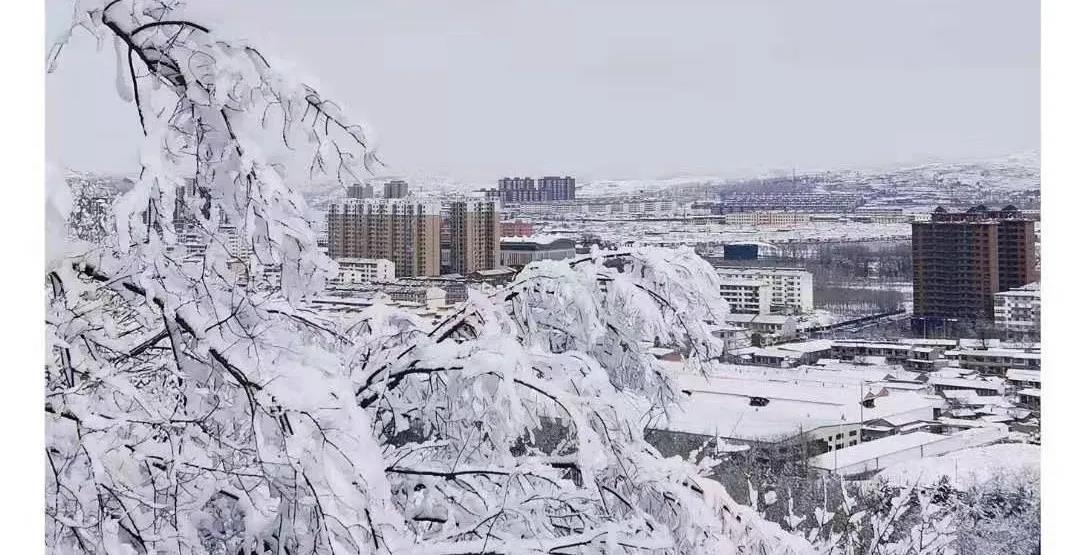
[[831, 341, 912, 364], [500, 236, 577, 267], [1005, 368, 1041, 390], [808, 427, 1007, 477], [993, 282, 1040, 341], [944, 348, 1041, 376], [1017, 388, 1041, 410], [651, 370, 938, 461], [928, 375, 1006, 397], [724, 313, 798, 339], [709, 324, 752, 352], [723, 211, 811, 227], [334, 258, 395, 284]]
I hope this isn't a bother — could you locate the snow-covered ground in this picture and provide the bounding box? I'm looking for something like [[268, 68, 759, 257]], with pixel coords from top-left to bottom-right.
[[874, 443, 1040, 489]]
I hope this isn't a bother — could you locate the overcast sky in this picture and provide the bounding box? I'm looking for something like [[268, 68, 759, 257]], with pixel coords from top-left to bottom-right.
[[46, 0, 1039, 182]]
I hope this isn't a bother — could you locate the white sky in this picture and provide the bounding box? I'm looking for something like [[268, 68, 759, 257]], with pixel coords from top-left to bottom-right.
[[46, 0, 1039, 182]]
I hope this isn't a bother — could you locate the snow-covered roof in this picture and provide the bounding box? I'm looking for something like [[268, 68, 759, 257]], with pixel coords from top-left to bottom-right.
[[499, 234, 575, 245], [747, 347, 801, 359], [952, 348, 1040, 360], [809, 432, 948, 471], [901, 339, 958, 347], [474, 268, 516, 276], [929, 376, 1006, 392], [1018, 388, 1042, 398], [646, 346, 678, 358], [1006, 369, 1041, 383], [725, 313, 795, 325], [875, 443, 1039, 489], [662, 373, 936, 442], [832, 341, 911, 351], [995, 282, 1040, 296], [871, 381, 929, 392], [775, 340, 834, 354]]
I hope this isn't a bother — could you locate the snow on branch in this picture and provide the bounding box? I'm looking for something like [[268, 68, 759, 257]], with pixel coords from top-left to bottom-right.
[[45, 2, 807, 554]]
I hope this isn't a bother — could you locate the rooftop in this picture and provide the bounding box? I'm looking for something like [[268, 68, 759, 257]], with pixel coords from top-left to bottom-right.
[[775, 339, 834, 354], [809, 432, 949, 471], [660, 373, 937, 442], [725, 313, 795, 325], [1006, 369, 1042, 383]]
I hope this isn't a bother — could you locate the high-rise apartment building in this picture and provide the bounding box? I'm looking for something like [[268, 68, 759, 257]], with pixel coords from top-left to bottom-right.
[[383, 179, 410, 199], [326, 199, 441, 277], [447, 200, 501, 274], [497, 177, 537, 203], [347, 183, 374, 199], [496, 176, 575, 203], [912, 206, 1036, 331], [536, 176, 576, 201]]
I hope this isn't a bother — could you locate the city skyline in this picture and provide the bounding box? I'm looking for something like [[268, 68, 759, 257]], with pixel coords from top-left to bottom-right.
[[46, 0, 1039, 182]]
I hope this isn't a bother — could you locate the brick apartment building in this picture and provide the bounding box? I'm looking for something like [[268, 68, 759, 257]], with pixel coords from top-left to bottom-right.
[[912, 205, 1036, 332]]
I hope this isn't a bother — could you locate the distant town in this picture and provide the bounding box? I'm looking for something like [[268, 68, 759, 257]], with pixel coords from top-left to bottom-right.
[[65, 155, 1042, 475]]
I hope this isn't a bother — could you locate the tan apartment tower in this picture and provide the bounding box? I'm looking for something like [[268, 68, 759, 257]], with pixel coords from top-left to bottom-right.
[[447, 200, 501, 274], [326, 198, 441, 277]]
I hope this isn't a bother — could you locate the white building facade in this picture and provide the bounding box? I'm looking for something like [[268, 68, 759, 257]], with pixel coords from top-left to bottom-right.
[[993, 282, 1040, 341], [713, 267, 814, 314], [715, 279, 772, 315], [335, 258, 395, 284]]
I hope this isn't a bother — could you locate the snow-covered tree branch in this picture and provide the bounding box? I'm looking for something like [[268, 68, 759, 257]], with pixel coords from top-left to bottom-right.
[[45, 1, 810, 553]]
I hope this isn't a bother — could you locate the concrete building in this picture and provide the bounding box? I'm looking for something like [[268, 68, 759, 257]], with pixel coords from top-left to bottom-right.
[[831, 341, 913, 365], [500, 236, 577, 267], [994, 282, 1040, 341], [326, 198, 442, 277], [722, 192, 863, 213], [506, 197, 679, 219], [944, 348, 1041, 376], [497, 176, 575, 203], [808, 427, 1007, 477], [712, 267, 814, 314], [724, 313, 798, 339], [334, 258, 395, 284], [497, 177, 536, 203], [912, 206, 1037, 331], [383, 179, 410, 199], [1005, 369, 1041, 391], [715, 279, 772, 315], [653, 370, 938, 460], [928, 375, 1006, 397], [347, 183, 374, 199], [536, 176, 576, 201], [723, 211, 810, 227], [447, 200, 501, 275]]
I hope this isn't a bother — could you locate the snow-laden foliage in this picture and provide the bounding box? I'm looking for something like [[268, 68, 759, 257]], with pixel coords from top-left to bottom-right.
[[46, 1, 811, 553]]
